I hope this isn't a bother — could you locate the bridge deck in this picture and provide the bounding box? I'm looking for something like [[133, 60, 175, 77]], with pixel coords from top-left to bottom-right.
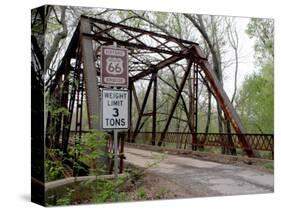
[[125, 147, 273, 197]]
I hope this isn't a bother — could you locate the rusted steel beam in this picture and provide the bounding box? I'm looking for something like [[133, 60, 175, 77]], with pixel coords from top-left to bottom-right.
[[130, 46, 206, 83], [191, 64, 195, 149], [132, 75, 154, 142], [83, 15, 199, 46], [131, 50, 191, 82], [142, 112, 153, 116], [152, 71, 158, 145], [191, 63, 199, 151], [126, 131, 273, 159], [194, 46, 254, 157], [80, 17, 100, 130], [91, 15, 141, 38], [158, 65, 193, 132], [128, 81, 133, 142], [150, 35, 175, 53], [125, 32, 143, 43], [119, 136, 125, 173], [83, 33, 185, 57], [119, 28, 147, 46], [155, 40, 170, 49], [74, 71, 84, 138], [158, 60, 193, 146], [129, 53, 152, 67]]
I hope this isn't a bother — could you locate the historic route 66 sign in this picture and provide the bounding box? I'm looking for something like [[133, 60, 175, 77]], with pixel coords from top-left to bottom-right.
[[106, 57, 124, 75], [101, 46, 128, 87]]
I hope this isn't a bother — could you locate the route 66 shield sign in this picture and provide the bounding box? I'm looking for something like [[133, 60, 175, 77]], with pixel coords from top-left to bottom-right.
[[106, 57, 124, 75], [101, 46, 128, 87]]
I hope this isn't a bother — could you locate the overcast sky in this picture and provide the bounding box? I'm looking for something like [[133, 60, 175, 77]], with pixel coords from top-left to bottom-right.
[[223, 17, 255, 98]]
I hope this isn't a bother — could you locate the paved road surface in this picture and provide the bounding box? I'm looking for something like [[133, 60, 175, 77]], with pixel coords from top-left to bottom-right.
[[124, 147, 274, 197]]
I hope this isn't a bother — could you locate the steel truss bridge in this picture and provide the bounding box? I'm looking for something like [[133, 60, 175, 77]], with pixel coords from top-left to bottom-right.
[[32, 15, 274, 176]]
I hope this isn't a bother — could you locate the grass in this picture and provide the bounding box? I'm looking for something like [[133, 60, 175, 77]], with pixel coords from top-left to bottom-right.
[[263, 162, 274, 172], [136, 187, 147, 199]]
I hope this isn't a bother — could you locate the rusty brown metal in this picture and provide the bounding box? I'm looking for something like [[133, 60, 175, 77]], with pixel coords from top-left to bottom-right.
[[47, 14, 270, 177], [191, 63, 199, 151], [152, 71, 158, 145], [130, 51, 190, 82], [158, 60, 193, 146], [132, 75, 154, 142], [193, 46, 254, 157], [80, 16, 100, 130], [127, 81, 133, 143], [83, 15, 198, 46], [126, 131, 274, 160]]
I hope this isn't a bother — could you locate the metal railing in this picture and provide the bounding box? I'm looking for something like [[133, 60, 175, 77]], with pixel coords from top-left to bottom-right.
[[123, 132, 274, 160]]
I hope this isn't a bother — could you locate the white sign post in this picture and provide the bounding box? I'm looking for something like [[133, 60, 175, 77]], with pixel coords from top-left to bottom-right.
[[100, 43, 129, 202]]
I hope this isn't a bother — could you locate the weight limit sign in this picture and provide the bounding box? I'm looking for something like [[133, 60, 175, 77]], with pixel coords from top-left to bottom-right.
[[101, 89, 129, 129]]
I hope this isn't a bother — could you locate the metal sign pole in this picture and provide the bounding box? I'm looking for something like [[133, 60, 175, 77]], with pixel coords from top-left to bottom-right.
[[112, 41, 118, 202], [101, 41, 129, 202], [113, 129, 118, 201]]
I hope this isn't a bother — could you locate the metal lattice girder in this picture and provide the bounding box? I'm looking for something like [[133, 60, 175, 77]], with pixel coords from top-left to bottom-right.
[[132, 74, 155, 142], [152, 71, 158, 145], [158, 60, 193, 146], [48, 15, 256, 158], [193, 46, 254, 157], [80, 16, 100, 130]]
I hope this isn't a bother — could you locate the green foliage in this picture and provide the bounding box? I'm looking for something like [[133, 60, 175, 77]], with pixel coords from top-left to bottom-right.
[[246, 18, 274, 65], [46, 19, 63, 33], [136, 187, 147, 199], [45, 149, 64, 181], [263, 162, 274, 171], [47, 104, 69, 148], [93, 179, 116, 203], [56, 188, 74, 206], [236, 19, 274, 134], [236, 63, 273, 133], [47, 149, 166, 205], [77, 130, 108, 174], [47, 104, 69, 122], [32, 23, 44, 34]]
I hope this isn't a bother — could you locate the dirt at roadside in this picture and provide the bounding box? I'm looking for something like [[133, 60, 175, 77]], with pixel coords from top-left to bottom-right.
[[124, 168, 193, 201]]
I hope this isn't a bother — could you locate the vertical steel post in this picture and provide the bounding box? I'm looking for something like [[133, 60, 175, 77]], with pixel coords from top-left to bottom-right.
[[128, 81, 133, 142], [152, 71, 158, 145], [132, 75, 154, 142], [192, 63, 199, 151], [80, 16, 100, 130], [158, 60, 193, 146], [80, 17, 110, 171]]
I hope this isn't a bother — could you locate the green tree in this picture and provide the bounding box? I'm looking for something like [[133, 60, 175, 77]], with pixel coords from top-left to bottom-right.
[[246, 18, 274, 65], [236, 18, 274, 133], [236, 63, 273, 133]]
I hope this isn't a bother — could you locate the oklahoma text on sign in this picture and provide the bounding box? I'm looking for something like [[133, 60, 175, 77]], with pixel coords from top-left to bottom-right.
[[101, 46, 128, 87], [102, 89, 129, 129]]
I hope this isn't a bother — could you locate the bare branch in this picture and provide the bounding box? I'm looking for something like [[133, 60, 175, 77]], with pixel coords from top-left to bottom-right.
[[45, 6, 68, 72]]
